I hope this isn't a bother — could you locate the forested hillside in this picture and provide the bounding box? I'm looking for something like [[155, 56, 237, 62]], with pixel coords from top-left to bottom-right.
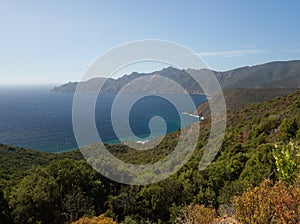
[[1, 89, 300, 223]]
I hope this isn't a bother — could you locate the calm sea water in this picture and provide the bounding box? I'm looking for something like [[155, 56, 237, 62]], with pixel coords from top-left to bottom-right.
[[0, 85, 206, 152]]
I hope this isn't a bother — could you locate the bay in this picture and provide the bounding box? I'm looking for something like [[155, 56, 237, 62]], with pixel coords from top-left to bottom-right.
[[0, 86, 206, 152]]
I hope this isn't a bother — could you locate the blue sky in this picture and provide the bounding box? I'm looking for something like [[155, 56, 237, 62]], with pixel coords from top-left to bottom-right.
[[1, 0, 300, 84]]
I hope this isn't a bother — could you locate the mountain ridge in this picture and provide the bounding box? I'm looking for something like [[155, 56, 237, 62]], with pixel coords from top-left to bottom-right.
[[51, 60, 300, 93]]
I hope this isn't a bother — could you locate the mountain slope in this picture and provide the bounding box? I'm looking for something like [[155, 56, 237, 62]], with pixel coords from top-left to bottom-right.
[[197, 88, 299, 118], [216, 60, 300, 89]]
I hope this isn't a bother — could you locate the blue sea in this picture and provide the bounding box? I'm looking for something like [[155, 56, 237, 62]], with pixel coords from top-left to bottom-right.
[[0, 85, 207, 153]]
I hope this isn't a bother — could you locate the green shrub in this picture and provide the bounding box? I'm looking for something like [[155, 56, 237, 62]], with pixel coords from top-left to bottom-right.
[[273, 141, 300, 185]]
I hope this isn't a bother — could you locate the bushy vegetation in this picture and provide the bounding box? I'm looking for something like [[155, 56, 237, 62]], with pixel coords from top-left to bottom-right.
[[233, 179, 300, 223], [273, 141, 300, 185], [175, 204, 216, 224], [71, 214, 116, 224], [0, 89, 300, 223]]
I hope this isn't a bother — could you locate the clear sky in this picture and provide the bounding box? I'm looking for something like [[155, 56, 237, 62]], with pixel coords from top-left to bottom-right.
[[1, 0, 300, 84]]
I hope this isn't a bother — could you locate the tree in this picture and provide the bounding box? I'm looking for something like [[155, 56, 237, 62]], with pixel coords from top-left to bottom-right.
[[240, 144, 275, 185], [279, 118, 298, 142], [0, 188, 12, 224], [107, 185, 140, 221], [9, 159, 106, 224], [62, 186, 95, 223]]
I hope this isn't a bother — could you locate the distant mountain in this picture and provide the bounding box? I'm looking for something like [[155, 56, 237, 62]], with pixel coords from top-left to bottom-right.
[[52, 67, 201, 94], [51, 60, 300, 93]]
